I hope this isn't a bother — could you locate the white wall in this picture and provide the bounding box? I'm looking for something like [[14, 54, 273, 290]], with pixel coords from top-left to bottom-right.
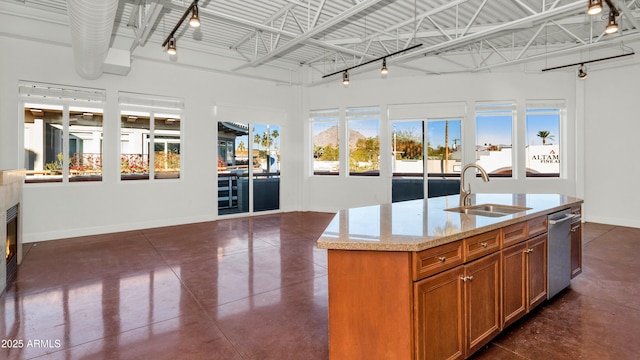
[[1, 34, 299, 242], [301, 70, 580, 213], [582, 61, 640, 228]]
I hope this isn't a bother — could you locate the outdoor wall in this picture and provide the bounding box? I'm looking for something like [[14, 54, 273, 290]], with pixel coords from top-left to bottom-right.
[[0, 25, 299, 242], [301, 69, 580, 213], [582, 61, 640, 228]]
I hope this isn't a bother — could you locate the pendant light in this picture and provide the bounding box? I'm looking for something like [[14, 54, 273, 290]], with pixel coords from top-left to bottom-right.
[[167, 37, 177, 55], [578, 64, 587, 79], [342, 71, 350, 86], [605, 11, 618, 34], [189, 4, 200, 28], [587, 0, 603, 15], [381, 58, 388, 76]]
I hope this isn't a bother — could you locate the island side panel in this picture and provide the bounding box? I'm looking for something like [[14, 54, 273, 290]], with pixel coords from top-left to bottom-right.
[[327, 249, 413, 360]]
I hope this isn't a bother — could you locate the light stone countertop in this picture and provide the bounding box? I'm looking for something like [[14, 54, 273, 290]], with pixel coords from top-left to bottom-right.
[[317, 193, 584, 252]]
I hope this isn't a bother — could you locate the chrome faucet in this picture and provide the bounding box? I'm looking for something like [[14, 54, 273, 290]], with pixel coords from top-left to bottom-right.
[[459, 163, 490, 207]]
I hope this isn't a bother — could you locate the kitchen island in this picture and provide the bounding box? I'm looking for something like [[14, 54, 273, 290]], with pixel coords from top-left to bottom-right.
[[317, 193, 583, 360]]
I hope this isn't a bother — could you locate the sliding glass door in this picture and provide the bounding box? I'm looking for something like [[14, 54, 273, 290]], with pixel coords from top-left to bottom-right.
[[217, 121, 280, 215], [391, 118, 462, 202]]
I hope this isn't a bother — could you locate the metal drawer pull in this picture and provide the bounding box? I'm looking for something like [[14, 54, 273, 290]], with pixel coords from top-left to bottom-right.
[[481, 242, 488, 248], [460, 276, 474, 282], [548, 214, 577, 224], [438, 256, 446, 262], [525, 249, 534, 254]]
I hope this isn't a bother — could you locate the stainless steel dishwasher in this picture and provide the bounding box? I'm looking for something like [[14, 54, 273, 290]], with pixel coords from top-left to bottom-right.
[[547, 209, 576, 299]]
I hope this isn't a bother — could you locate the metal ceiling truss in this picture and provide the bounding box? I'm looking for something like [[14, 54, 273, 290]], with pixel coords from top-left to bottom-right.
[[154, 0, 639, 78], [13, 0, 639, 83], [308, 0, 640, 84]]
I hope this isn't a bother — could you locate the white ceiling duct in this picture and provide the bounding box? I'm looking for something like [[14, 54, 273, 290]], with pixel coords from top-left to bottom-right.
[[67, 0, 119, 79]]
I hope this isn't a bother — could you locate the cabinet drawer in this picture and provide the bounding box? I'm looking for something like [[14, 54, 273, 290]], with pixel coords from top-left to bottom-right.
[[571, 206, 582, 222], [502, 221, 528, 248], [527, 216, 547, 238], [413, 241, 463, 280], [463, 229, 501, 262]]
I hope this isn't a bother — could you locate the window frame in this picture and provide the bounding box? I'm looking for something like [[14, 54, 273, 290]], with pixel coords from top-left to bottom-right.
[[21, 82, 106, 184], [118, 92, 184, 182]]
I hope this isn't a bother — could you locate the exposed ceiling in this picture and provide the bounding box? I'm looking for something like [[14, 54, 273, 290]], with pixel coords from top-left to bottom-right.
[[5, 0, 640, 84]]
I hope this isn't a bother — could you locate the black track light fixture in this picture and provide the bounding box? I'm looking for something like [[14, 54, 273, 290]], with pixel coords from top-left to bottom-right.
[[189, 4, 200, 28], [542, 52, 635, 75], [342, 71, 350, 86], [578, 64, 587, 79], [323, 43, 422, 85], [167, 37, 177, 55], [587, 0, 603, 15], [587, 0, 620, 35], [381, 58, 388, 76], [161, 1, 201, 55], [605, 11, 619, 34]]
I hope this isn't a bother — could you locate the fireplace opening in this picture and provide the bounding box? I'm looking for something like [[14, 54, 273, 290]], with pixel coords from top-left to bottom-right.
[[6, 204, 18, 285]]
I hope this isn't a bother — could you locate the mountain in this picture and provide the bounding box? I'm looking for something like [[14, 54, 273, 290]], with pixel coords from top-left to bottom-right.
[[313, 125, 366, 148]]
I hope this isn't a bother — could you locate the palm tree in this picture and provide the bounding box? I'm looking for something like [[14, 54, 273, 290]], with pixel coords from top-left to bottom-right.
[[537, 130, 555, 145], [237, 140, 246, 153]]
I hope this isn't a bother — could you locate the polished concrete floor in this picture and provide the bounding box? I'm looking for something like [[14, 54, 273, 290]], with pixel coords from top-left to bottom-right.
[[0, 213, 638, 359]]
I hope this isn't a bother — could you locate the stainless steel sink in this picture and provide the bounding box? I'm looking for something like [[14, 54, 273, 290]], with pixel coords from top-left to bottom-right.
[[445, 204, 532, 217]]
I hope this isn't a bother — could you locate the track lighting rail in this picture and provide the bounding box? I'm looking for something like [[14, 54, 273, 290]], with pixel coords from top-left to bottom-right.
[[541, 52, 635, 72], [161, 0, 199, 48], [321, 43, 423, 79]]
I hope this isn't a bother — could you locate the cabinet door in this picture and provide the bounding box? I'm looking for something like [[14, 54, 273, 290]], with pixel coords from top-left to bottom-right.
[[414, 266, 465, 360], [501, 242, 527, 328], [570, 222, 582, 278], [526, 234, 547, 310], [465, 252, 501, 357]]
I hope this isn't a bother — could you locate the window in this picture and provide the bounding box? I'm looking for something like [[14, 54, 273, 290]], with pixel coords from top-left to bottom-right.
[[22, 82, 105, 183], [526, 103, 563, 177], [475, 102, 515, 177], [310, 109, 340, 175], [119, 92, 183, 181], [426, 119, 461, 178], [347, 106, 380, 176]]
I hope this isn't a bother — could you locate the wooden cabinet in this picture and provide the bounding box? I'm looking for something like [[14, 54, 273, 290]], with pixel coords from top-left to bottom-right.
[[501, 234, 547, 328], [526, 234, 547, 309], [414, 252, 500, 359], [464, 252, 501, 356], [570, 221, 582, 278], [414, 267, 465, 360], [501, 242, 527, 328]]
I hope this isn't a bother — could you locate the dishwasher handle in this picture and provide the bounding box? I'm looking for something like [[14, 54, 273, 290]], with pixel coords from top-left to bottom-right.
[[548, 214, 577, 225]]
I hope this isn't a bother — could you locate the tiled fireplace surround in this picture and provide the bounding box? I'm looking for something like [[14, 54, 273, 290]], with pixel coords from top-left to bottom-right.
[[0, 169, 24, 294]]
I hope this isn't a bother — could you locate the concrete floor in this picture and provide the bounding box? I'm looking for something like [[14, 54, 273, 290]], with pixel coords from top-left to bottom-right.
[[1, 215, 638, 359]]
